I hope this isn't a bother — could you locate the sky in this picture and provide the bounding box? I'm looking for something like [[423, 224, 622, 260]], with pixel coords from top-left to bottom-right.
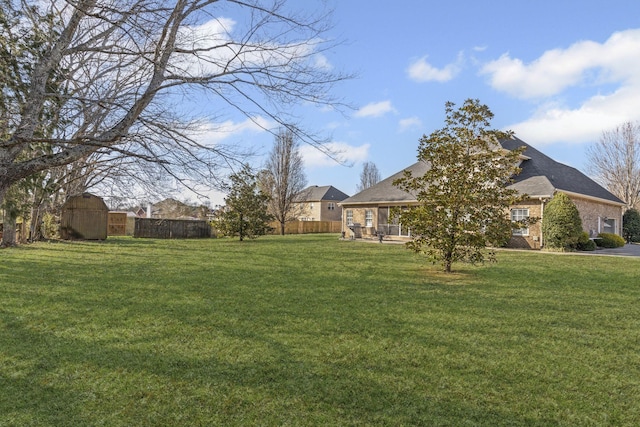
[[183, 0, 640, 206]]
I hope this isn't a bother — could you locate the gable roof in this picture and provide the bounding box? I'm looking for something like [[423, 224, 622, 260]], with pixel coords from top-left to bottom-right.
[[341, 137, 624, 206], [297, 185, 349, 202], [502, 137, 624, 204], [340, 161, 429, 205]]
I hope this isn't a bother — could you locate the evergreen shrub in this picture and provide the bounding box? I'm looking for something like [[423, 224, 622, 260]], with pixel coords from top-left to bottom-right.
[[542, 193, 583, 251], [596, 233, 626, 248], [576, 232, 596, 251], [623, 208, 640, 243]]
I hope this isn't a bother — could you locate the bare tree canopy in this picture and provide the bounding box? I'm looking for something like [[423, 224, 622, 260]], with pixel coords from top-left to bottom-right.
[[0, 0, 349, 209], [261, 128, 307, 235], [586, 121, 640, 210], [356, 161, 381, 192]]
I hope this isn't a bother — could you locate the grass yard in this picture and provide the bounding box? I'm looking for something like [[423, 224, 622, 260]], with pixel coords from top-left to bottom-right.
[[1, 234, 639, 426]]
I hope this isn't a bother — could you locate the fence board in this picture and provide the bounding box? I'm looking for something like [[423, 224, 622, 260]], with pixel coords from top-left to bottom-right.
[[268, 220, 341, 235], [134, 218, 211, 239], [108, 212, 127, 236]]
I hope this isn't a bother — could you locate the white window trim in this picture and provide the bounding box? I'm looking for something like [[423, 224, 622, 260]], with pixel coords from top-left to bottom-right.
[[511, 208, 530, 236], [346, 210, 354, 226], [365, 209, 373, 227]]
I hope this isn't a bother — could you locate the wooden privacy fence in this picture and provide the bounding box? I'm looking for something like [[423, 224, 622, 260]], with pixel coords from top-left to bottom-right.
[[134, 218, 211, 239], [269, 220, 341, 235]]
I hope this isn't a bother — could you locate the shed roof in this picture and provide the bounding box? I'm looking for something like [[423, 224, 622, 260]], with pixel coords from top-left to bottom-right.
[[62, 193, 109, 210]]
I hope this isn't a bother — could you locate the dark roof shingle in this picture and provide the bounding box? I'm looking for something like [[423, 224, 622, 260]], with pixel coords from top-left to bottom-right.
[[341, 137, 624, 206], [502, 137, 623, 203], [297, 185, 349, 202]]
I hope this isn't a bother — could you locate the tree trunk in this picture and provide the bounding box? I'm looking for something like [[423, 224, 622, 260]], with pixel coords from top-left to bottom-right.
[[444, 258, 452, 273], [1, 215, 17, 247], [280, 221, 285, 236]]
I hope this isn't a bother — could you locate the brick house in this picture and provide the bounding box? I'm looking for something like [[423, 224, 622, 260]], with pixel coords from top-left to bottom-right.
[[339, 137, 625, 248], [294, 185, 349, 222]]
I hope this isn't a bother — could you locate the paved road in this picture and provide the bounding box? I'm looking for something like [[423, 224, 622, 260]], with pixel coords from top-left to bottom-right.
[[590, 243, 640, 257]]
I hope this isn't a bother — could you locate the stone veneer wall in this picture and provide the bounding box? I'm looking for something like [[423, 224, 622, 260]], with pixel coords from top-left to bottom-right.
[[342, 205, 379, 236], [507, 199, 544, 249], [570, 195, 623, 237], [343, 193, 623, 249]]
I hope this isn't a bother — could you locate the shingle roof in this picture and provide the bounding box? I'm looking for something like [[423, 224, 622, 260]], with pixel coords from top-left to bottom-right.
[[297, 185, 349, 202], [339, 161, 429, 205], [340, 137, 624, 206], [502, 137, 624, 204]]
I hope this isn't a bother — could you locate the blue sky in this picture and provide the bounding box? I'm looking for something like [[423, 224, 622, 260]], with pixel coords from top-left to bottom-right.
[[186, 0, 640, 205]]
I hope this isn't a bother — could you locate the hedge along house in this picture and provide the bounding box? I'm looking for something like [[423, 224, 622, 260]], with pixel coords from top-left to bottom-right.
[[339, 137, 625, 248], [60, 193, 109, 240]]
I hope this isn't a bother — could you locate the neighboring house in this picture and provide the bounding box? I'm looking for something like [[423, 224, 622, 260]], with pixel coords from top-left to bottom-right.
[[339, 137, 625, 248], [150, 198, 209, 220], [294, 185, 350, 222]]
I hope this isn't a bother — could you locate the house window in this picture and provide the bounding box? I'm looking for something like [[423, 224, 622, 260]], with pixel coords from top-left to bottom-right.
[[328, 202, 335, 210], [603, 218, 615, 233], [511, 208, 530, 236], [365, 209, 373, 227], [346, 210, 353, 226]]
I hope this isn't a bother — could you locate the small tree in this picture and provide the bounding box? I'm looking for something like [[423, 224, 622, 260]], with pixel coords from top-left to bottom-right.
[[623, 208, 640, 243], [541, 192, 583, 251], [356, 161, 382, 192], [215, 166, 273, 241], [393, 99, 524, 273]]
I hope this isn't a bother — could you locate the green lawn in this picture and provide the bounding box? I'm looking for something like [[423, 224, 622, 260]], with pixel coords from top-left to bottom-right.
[[1, 235, 639, 426]]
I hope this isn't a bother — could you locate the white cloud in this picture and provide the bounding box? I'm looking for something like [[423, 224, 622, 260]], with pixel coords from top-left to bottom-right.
[[196, 116, 271, 146], [488, 29, 640, 145], [313, 53, 333, 70], [354, 100, 395, 118], [173, 17, 320, 78], [299, 142, 370, 168], [398, 116, 423, 132], [407, 54, 463, 83], [481, 29, 640, 99], [508, 85, 640, 145]]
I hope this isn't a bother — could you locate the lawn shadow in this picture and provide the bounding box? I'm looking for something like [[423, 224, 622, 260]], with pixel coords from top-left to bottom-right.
[[0, 309, 556, 426]]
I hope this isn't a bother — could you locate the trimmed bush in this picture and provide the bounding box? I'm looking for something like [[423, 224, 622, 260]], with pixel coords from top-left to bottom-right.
[[623, 208, 640, 243], [596, 233, 626, 248], [542, 193, 583, 251], [576, 231, 597, 251]]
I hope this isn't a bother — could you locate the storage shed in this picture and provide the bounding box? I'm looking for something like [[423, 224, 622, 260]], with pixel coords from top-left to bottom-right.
[[60, 193, 109, 240]]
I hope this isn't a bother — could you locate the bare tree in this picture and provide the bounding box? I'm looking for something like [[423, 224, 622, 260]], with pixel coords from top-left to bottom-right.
[[261, 128, 307, 235], [586, 121, 640, 210], [356, 161, 381, 192], [0, 0, 349, 245]]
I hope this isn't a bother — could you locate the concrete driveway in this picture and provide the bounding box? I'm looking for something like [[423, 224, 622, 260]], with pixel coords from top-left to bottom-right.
[[591, 243, 640, 257]]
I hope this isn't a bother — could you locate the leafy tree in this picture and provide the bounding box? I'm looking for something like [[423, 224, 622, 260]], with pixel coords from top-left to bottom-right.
[[586, 121, 640, 210], [261, 129, 307, 235], [215, 166, 273, 241], [541, 192, 583, 251], [623, 208, 640, 243], [356, 161, 381, 192], [0, 0, 349, 234], [393, 99, 524, 273]]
